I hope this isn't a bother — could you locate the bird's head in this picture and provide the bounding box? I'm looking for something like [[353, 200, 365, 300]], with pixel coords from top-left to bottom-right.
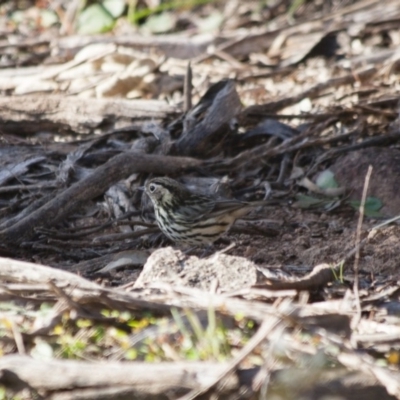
[[145, 177, 187, 207]]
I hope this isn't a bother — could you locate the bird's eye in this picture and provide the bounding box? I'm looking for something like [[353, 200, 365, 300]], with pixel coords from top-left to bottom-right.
[[149, 184, 156, 193]]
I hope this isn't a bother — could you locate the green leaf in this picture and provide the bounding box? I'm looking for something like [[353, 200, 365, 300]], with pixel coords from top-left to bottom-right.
[[78, 4, 115, 34], [40, 9, 59, 28], [197, 11, 223, 32], [348, 197, 383, 217], [125, 348, 138, 360], [365, 197, 383, 211], [76, 319, 92, 328], [293, 194, 327, 208], [316, 170, 338, 189], [103, 0, 126, 18], [128, 0, 213, 24], [142, 12, 176, 33], [92, 326, 105, 342], [30, 340, 54, 360]]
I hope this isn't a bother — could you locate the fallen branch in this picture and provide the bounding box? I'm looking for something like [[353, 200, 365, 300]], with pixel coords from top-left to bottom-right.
[[0, 95, 177, 134], [0, 152, 202, 243], [0, 355, 240, 399], [255, 263, 336, 291]]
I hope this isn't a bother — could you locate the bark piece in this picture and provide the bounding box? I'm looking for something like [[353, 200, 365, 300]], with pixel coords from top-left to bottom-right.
[[0, 95, 178, 134], [174, 80, 241, 157]]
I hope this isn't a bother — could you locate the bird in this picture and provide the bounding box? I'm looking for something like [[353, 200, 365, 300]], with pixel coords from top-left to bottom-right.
[[144, 177, 275, 246]]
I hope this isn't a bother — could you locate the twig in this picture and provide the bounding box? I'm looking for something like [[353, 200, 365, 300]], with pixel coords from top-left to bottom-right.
[[0, 182, 58, 194], [183, 62, 192, 112], [353, 165, 373, 328], [11, 321, 25, 355], [371, 214, 400, 230], [92, 227, 159, 244]]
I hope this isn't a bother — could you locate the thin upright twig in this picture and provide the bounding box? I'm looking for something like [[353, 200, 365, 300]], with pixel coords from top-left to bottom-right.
[[353, 165, 373, 327], [183, 62, 193, 112]]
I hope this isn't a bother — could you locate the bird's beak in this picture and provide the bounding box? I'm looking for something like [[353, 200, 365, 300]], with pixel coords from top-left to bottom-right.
[[137, 186, 145, 191]]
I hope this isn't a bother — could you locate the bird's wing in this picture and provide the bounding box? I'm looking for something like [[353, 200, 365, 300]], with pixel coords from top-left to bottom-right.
[[210, 199, 249, 218], [178, 198, 279, 223], [173, 196, 216, 223], [174, 197, 248, 223]]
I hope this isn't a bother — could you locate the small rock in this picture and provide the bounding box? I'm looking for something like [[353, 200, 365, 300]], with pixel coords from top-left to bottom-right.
[[134, 247, 258, 292]]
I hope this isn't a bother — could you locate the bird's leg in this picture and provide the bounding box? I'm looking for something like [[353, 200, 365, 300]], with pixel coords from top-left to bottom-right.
[[199, 244, 216, 258], [182, 245, 197, 255], [206, 241, 236, 258], [216, 241, 236, 255], [180, 243, 216, 257]]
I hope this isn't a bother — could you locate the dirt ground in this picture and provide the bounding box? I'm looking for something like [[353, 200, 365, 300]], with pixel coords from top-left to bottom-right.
[[2, 1, 400, 398], [96, 198, 400, 292]]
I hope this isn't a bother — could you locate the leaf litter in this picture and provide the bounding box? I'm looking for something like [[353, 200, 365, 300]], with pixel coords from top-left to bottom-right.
[[1, 0, 400, 399]]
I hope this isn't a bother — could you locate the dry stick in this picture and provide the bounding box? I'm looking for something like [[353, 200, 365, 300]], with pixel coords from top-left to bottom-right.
[[0, 258, 100, 289], [36, 210, 149, 238], [10, 321, 25, 355], [212, 128, 359, 173], [0, 354, 236, 395], [256, 263, 335, 290], [352, 165, 373, 328], [91, 227, 159, 244], [0, 182, 58, 194], [242, 67, 376, 115], [183, 62, 192, 112], [372, 214, 400, 230], [0, 152, 202, 244]]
